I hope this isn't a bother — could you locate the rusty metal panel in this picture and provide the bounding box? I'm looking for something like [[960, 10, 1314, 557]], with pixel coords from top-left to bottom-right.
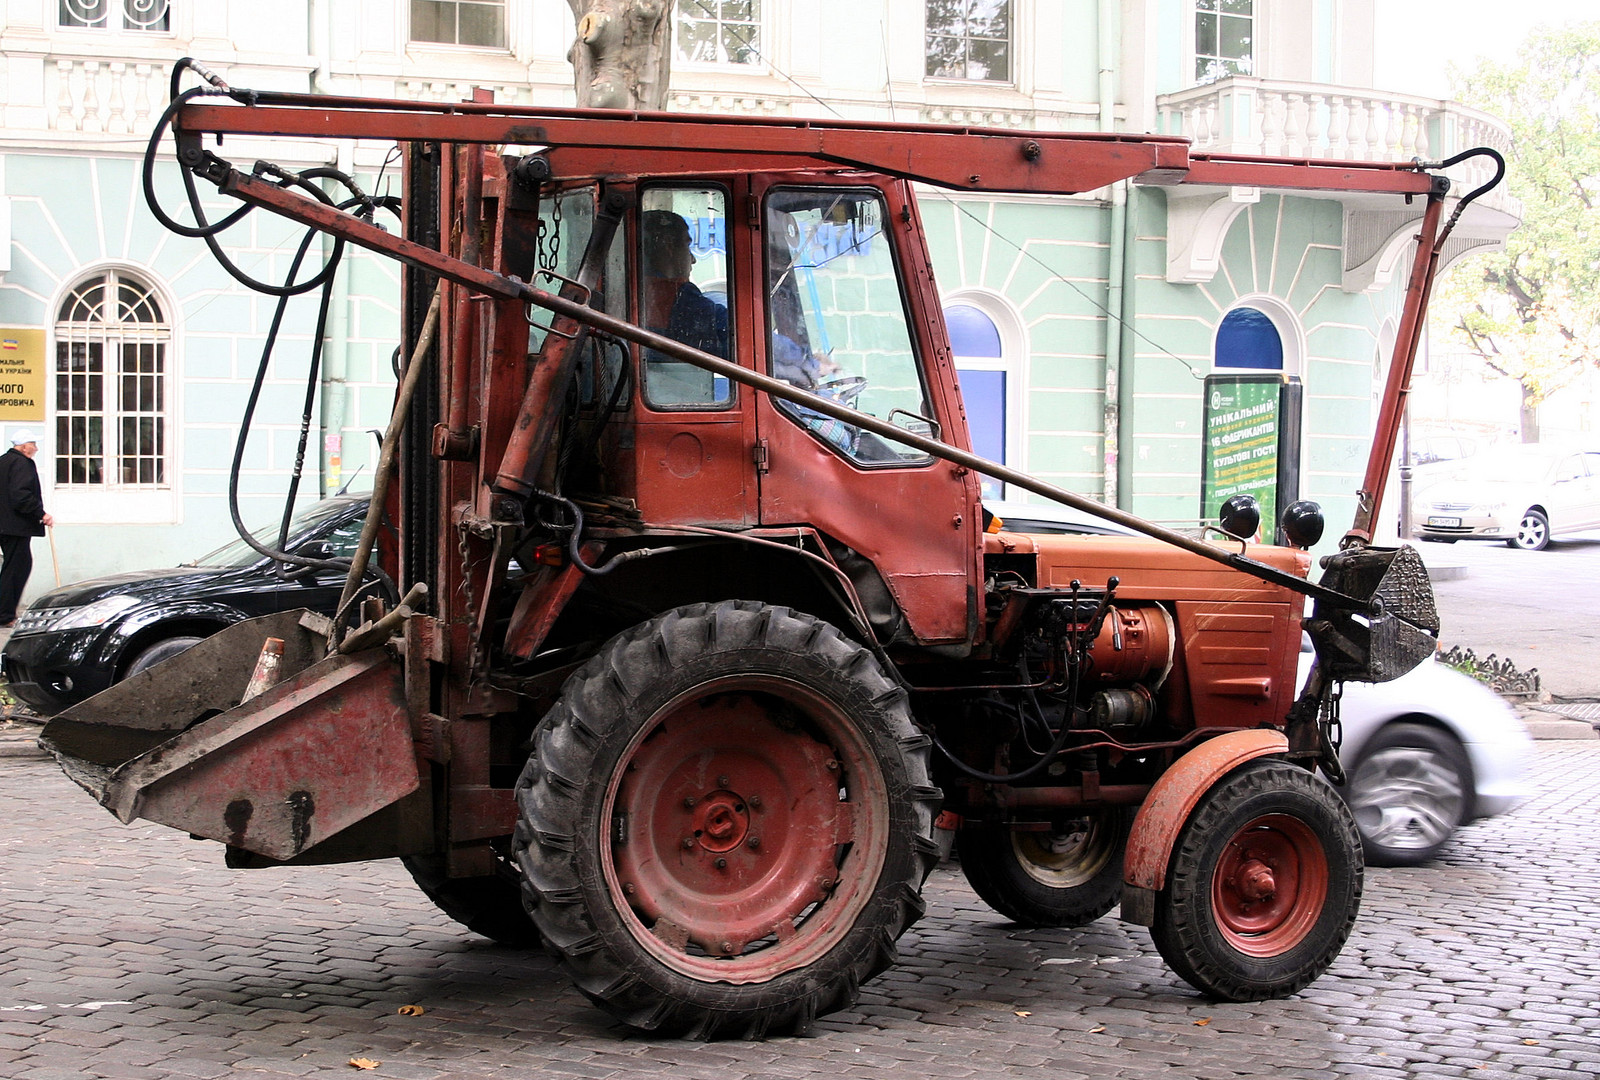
[[109, 650, 418, 861], [1122, 729, 1288, 893]]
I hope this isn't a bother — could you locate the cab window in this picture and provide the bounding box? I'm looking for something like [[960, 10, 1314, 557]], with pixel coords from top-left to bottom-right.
[[639, 186, 732, 409], [764, 188, 932, 465]]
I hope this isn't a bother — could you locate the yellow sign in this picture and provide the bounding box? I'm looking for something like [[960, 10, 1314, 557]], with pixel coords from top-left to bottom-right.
[[0, 328, 46, 421]]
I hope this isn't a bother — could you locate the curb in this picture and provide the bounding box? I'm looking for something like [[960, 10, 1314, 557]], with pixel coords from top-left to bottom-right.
[[0, 721, 48, 759]]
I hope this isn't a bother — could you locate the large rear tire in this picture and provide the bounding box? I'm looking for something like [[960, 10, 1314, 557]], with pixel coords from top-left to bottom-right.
[[1149, 759, 1361, 1002], [956, 809, 1131, 927], [513, 601, 941, 1038], [401, 854, 541, 947]]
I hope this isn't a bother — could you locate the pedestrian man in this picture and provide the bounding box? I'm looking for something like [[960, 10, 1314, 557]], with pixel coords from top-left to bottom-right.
[[0, 429, 52, 628]]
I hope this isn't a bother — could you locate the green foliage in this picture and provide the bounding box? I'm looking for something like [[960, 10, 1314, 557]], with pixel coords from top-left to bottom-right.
[[1438, 22, 1600, 419]]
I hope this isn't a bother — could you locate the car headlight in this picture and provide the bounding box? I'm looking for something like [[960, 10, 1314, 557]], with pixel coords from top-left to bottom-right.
[[49, 594, 142, 631]]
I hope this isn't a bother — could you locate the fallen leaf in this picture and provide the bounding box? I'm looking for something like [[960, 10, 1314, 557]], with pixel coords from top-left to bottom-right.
[[1524, 1039, 1540, 1045], [1089, 1025, 1106, 1034], [1014, 1010, 1031, 1018], [397, 1005, 425, 1016], [348, 1058, 381, 1070], [1194, 1017, 1212, 1027]]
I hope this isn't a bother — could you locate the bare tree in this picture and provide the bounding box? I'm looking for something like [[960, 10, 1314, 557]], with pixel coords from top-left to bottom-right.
[[567, 0, 676, 110]]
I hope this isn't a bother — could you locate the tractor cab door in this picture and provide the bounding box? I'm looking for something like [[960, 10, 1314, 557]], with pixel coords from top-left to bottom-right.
[[747, 176, 982, 645]]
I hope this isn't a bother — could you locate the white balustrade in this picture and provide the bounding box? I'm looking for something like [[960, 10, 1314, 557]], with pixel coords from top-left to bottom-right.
[[1156, 77, 1505, 167], [51, 57, 165, 134]]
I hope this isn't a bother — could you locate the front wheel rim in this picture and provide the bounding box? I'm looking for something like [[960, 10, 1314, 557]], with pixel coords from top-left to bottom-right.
[[1518, 515, 1547, 547], [1211, 814, 1329, 957], [603, 675, 889, 984]]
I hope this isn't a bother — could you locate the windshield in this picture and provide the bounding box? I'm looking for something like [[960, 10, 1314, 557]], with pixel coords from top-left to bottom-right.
[[1477, 451, 1559, 484], [188, 501, 359, 568]]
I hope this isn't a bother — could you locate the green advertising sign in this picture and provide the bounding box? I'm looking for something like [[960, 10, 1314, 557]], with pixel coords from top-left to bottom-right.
[[1202, 375, 1299, 537]]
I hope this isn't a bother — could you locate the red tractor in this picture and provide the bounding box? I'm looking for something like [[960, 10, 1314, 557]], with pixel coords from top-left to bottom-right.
[[43, 61, 1491, 1038]]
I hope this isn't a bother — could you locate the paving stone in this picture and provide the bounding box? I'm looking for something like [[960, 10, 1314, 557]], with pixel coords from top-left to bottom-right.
[[4, 746, 1599, 1077]]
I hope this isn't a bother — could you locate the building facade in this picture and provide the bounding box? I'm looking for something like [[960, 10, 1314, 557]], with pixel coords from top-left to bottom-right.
[[0, 0, 1517, 596]]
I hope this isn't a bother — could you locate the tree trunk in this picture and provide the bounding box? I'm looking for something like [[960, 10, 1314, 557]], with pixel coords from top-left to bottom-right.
[[1520, 380, 1541, 443], [567, 0, 675, 110]]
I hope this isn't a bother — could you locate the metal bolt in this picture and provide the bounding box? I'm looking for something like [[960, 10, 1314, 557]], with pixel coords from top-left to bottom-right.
[[825, 759, 839, 772], [746, 836, 761, 850], [682, 837, 695, 850], [748, 794, 762, 809], [682, 796, 697, 810], [817, 876, 835, 891], [717, 775, 730, 789], [714, 857, 727, 870], [622, 882, 635, 895], [719, 941, 734, 954]]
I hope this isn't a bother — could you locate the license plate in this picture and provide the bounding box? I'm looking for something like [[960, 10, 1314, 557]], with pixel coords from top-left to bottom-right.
[[1427, 516, 1461, 528]]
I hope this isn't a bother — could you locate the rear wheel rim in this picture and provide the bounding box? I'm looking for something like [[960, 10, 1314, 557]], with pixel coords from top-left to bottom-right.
[[1211, 814, 1329, 957], [604, 675, 889, 984]]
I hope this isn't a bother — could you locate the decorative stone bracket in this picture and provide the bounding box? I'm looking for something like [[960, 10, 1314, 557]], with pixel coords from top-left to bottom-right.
[[1164, 186, 1259, 285]]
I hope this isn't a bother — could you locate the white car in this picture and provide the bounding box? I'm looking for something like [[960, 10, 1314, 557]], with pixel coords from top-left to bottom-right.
[[1300, 645, 1533, 865], [1414, 444, 1600, 550]]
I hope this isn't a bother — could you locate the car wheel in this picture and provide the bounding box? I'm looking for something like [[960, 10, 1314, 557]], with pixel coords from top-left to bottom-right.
[[1344, 721, 1471, 866], [1508, 509, 1550, 551], [124, 635, 206, 678]]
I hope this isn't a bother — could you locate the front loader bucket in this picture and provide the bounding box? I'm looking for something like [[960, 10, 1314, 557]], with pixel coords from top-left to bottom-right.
[[39, 610, 419, 861], [1309, 544, 1440, 683]]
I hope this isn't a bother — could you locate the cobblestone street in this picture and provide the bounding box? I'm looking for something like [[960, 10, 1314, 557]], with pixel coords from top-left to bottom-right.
[[1, 743, 1596, 1080]]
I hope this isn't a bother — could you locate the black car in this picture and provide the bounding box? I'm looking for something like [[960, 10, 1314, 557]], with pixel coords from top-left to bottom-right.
[[2, 497, 372, 715]]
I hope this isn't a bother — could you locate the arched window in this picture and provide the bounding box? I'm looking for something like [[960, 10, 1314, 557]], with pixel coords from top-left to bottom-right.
[[54, 269, 169, 488], [1214, 306, 1283, 369], [946, 301, 1008, 500]]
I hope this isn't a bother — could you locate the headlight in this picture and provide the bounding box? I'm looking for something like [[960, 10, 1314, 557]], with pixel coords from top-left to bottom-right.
[[50, 594, 142, 631]]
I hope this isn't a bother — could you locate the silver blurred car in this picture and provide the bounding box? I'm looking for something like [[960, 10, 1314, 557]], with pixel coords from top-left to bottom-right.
[[1298, 646, 1533, 866], [1414, 444, 1600, 550]]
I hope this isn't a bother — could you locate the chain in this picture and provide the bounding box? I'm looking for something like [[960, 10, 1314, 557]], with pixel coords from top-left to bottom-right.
[[456, 520, 484, 689], [535, 185, 562, 273]]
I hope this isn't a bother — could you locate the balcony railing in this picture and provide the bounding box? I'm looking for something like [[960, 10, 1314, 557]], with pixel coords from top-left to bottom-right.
[[1155, 77, 1514, 209]]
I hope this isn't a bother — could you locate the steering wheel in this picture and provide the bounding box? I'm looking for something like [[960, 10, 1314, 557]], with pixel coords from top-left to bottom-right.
[[819, 374, 867, 409]]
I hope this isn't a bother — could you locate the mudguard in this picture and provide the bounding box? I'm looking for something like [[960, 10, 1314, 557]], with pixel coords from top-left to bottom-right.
[[1119, 729, 1288, 926]]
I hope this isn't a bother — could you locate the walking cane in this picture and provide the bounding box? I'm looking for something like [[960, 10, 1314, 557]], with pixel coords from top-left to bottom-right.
[[47, 524, 60, 587]]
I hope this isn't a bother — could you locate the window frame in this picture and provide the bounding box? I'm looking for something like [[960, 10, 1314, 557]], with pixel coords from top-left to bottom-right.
[[637, 183, 737, 413], [56, 0, 172, 33], [49, 265, 180, 525], [675, 0, 765, 69], [943, 289, 1025, 498], [924, 0, 1015, 85], [408, 0, 509, 51], [762, 184, 936, 469], [1191, 0, 1255, 85]]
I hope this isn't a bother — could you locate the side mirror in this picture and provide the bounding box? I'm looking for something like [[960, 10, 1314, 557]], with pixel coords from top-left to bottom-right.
[[1218, 494, 1261, 541]]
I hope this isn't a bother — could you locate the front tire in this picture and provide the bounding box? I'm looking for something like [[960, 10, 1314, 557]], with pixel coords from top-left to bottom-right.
[[957, 809, 1131, 927], [513, 601, 941, 1037], [1344, 722, 1471, 866], [124, 635, 205, 678], [1150, 759, 1361, 1002], [1509, 508, 1550, 550]]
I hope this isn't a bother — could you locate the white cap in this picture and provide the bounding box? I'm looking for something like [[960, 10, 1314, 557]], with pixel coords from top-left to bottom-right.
[[8, 429, 38, 446]]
